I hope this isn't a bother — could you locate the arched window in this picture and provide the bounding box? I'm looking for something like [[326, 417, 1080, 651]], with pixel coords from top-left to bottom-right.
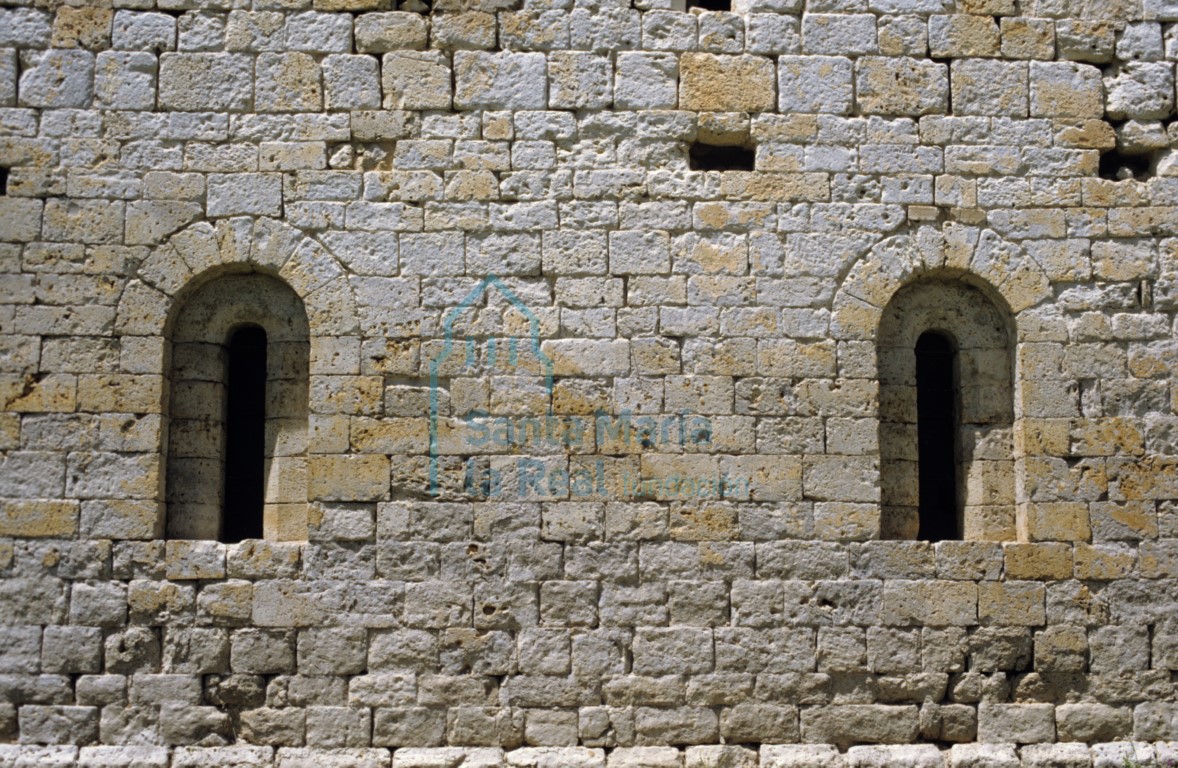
[[166, 272, 309, 542], [879, 279, 1015, 541]]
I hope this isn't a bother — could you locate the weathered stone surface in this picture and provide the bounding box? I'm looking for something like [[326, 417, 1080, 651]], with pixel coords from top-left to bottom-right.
[[549, 52, 613, 111], [17, 49, 93, 108], [778, 56, 853, 114], [1104, 62, 1175, 119], [354, 13, 427, 52], [2, 0, 1178, 760], [761, 745, 845, 768], [18, 706, 99, 745], [680, 54, 774, 113], [1029, 62, 1103, 118], [948, 743, 1019, 768], [615, 53, 678, 110], [158, 53, 252, 111], [977, 704, 1055, 744], [94, 52, 157, 111], [800, 706, 919, 747], [856, 57, 948, 116], [454, 52, 547, 110]]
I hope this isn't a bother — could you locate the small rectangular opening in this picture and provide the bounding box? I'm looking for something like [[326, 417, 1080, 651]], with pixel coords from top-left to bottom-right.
[[0, 168, 8, 196], [688, 142, 754, 172], [1098, 148, 1154, 181], [686, 0, 731, 9]]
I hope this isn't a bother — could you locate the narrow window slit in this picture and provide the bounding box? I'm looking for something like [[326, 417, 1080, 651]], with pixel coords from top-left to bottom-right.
[[223, 325, 267, 543], [1138, 279, 1153, 308], [689, 142, 755, 171], [915, 331, 959, 543], [686, 0, 731, 9], [0, 167, 9, 196]]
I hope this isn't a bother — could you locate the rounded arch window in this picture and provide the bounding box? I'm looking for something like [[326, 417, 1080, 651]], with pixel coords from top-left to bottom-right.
[[879, 279, 1016, 541], [165, 272, 309, 542]]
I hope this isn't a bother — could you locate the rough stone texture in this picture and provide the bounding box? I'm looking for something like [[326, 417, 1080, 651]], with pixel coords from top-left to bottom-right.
[[856, 57, 948, 116], [680, 54, 775, 112], [3, 0, 1178, 762]]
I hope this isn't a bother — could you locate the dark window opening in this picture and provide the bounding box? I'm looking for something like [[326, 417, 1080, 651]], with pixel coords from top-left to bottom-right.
[[686, 0, 731, 9], [223, 325, 267, 543], [0, 168, 8, 196], [916, 331, 959, 542], [1099, 148, 1154, 181], [689, 142, 755, 171]]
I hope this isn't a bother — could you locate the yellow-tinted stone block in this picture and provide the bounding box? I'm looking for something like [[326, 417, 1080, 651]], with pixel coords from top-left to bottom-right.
[[0, 500, 78, 538]]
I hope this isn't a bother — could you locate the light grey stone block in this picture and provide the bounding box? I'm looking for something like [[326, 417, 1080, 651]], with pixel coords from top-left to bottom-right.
[[42, 626, 102, 675], [0, 48, 16, 107], [18, 706, 99, 746], [18, 49, 94, 108], [95, 52, 157, 111], [978, 703, 1055, 744], [801, 14, 878, 56], [0, 625, 40, 673], [323, 55, 380, 111], [454, 52, 548, 110], [948, 743, 1019, 768], [158, 53, 252, 112], [1104, 61, 1175, 119], [778, 56, 853, 114], [206, 173, 283, 217], [0, 8, 52, 47], [112, 11, 173, 53], [286, 11, 352, 53], [761, 745, 845, 768]]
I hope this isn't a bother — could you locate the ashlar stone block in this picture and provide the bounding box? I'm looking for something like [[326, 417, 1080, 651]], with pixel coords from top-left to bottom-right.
[[950, 59, 1027, 117], [255, 52, 322, 112], [615, 52, 678, 110], [680, 54, 775, 113], [18, 49, 94, 108], [323, 54, 380, 111], [549, 52, 613, 110], [94, 51, 156, 110], [383, 52, 452, 111], [977, 703, 1055, 743], [855, 57, 948, 116], [801, 14, 877, 56], [1029, 62, 1103, 118], [929, 14, 1000, 58], [354, 12, 428, 52], [159, 53, 252, 112], [778, 57, 853, 114], [454, 51, 547, 110], [0, 49, 15, 107], [1104, 61, 1175, 120]]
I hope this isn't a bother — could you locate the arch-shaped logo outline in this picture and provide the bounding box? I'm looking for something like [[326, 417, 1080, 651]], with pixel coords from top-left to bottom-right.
[[428, 275, 555, 496]]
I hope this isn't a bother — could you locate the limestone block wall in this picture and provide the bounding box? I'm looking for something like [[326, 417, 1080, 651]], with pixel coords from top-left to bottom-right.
[[2, 0, 1178, 761]]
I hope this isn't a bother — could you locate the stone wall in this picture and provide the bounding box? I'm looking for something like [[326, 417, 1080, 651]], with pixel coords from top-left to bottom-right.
[[3, 0, 1178, 762]]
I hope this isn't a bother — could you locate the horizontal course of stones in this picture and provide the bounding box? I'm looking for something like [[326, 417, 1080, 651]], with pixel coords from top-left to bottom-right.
[[2, 742, 1178, 768]]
